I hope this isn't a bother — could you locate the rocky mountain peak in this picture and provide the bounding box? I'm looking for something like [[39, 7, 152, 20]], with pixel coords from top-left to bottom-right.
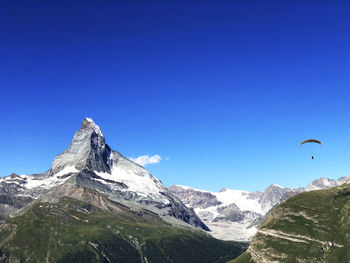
[[50, 118, 112, 175], [305, 177, 336, 191], [0, 118, 210, 232], [80, 118, 104, 137]]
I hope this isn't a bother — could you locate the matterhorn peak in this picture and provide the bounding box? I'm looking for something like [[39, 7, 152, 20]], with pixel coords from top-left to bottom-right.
[[80, 117, 104, 137], [50, 118, 111, 174], [0, 118, 210, 234]]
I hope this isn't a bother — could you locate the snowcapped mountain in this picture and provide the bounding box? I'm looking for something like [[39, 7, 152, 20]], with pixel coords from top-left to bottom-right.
[[304, 176, 349, 191], [169, 184, 300, 241], [169, 176, 350, 241], [0, 118, 208, 230]]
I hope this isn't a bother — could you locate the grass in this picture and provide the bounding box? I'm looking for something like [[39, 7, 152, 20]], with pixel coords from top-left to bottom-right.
[[227, 252, 253, 263], [0, 196, 248, 263], [231, 183, 350, 262]]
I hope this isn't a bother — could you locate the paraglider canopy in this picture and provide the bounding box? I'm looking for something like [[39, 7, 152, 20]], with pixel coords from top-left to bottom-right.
[[300, 139, 323, 160], [299, 139, 323, 146]]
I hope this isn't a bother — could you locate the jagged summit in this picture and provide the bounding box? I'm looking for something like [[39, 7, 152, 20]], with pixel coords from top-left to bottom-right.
[[50, 118, 112, 174], [80, 117, 104, 137]]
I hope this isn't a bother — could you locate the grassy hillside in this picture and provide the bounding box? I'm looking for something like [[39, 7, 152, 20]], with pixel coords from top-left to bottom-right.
[[226, 252, 253, 263], [231, 183, 350, 263], [0, 196, 247, 263]]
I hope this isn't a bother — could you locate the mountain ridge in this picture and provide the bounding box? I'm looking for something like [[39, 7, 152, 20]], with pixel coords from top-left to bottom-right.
[[169, 175, 350, 241], [230, 182, 350, 262]]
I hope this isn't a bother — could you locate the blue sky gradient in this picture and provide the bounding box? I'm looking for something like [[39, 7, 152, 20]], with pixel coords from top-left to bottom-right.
[[1, 1, 350, 191]]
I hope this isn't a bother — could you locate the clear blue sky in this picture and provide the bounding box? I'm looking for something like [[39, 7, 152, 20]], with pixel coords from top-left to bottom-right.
[[1, 1, 350, 192]]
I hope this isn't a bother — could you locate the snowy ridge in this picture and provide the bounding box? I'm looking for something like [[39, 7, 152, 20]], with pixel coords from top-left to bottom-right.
[[95, 153, 169, 204], [0, 167, 78, 190], [25, 167, 79, 189], [172, 186, 267, 214], [270, 184, 284, 188], [304, 177, 346, 191], [169, 176, 350, 241], [168, 185, 267, 241], [215, 188, 263, 214], [175, 185, 209, 193], [84, 117, 103, 137]]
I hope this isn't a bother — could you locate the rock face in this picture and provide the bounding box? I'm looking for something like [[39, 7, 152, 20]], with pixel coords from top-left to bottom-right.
[[168, 185, 302, 241], [169, 177, 350, 241], [0, 118, 208, 231], [51, 118, 112, 174], [304, 176, 349, 191], [168, 185, 222, 209]]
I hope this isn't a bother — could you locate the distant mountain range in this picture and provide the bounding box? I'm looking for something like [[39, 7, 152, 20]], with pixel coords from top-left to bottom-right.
[[168, 176, 350, 241]]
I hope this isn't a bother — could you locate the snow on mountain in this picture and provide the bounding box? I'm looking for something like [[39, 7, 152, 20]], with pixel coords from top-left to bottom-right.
[[94, 152, 169, 204], [168, 184, 292, 241], [169, 176, 350, 241], [25, 167, 79, 190], [304, 176, 349, 191], [215, 188, 264, 214]]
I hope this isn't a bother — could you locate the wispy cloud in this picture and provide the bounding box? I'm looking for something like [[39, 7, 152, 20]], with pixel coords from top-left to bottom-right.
[[130, 154, 162, 166]]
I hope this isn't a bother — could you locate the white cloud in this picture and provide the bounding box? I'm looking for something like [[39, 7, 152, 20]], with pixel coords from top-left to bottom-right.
[[130, 154, 162, 166]]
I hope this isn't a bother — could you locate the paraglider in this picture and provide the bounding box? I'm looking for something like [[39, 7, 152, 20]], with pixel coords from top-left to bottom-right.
[[300, 139, 323, 159], [299, 139, 323, 146]]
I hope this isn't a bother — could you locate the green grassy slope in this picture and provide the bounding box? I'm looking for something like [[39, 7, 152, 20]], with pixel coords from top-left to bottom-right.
[[231, 183, 350, 263], [0, 197, 247, 263], [226, 252, 253, 263]]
